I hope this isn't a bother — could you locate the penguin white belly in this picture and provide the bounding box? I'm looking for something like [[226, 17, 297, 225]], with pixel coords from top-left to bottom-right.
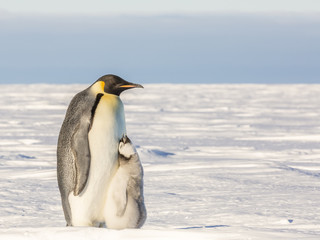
[[68, 94, 126, 226]]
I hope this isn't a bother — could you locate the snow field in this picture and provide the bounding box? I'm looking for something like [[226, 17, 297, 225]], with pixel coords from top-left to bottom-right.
[[0, 84, 319, 239]]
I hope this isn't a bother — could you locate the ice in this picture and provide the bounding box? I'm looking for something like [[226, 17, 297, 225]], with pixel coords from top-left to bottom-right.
[[0, 84, 319, 239]]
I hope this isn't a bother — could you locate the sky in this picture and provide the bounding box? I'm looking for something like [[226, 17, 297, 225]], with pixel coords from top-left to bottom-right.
[[2, 0, 320, 14], [0, 0, 320, 84]]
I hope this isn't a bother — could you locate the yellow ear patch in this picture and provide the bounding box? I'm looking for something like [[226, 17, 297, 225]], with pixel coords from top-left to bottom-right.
[[91, 81, 105, 94], [100, 81, 105, 91]]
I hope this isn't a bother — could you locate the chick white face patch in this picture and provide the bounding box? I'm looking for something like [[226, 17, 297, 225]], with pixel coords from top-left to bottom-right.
[[119, 141, 136, 159]]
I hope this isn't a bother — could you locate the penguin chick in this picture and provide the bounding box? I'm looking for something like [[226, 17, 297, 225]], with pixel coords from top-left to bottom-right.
[[104, 136, 146, 229]]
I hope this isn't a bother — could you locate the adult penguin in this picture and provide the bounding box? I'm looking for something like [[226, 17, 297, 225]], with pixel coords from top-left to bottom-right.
[[57, 74, 143, 227]]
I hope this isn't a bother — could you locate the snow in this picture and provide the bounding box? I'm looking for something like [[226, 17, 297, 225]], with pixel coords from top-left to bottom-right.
[[0, 84, 320, 239]]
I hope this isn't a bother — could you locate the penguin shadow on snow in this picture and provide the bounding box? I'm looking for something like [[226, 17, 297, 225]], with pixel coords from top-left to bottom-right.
[[177, 225, 230, 230], [147, 149, 175, 157]]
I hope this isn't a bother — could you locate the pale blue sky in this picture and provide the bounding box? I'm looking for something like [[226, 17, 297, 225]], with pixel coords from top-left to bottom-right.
[[1, 0, 320, 14], [0, 1, 320, 84]]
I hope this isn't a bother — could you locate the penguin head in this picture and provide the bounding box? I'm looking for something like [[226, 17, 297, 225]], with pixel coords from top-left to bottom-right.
[[119, 135, 136, 159], [96, 74, 143, 96]]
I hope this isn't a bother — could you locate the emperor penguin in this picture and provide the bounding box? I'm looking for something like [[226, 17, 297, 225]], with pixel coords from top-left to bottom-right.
[[104, 135, 146, 229], [57, 74, 143, 227]]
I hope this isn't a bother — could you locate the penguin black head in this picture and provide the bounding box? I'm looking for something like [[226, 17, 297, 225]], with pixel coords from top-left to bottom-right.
[[120, 135, 132, 144], [96, 74, 143, 96]]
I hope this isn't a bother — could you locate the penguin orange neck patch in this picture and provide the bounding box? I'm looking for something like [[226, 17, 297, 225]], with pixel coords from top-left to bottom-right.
[[99, 81, 105, 91], [91, 81, 105, 94]]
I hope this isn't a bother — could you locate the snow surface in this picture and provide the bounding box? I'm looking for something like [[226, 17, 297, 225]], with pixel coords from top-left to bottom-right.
[[0, 84, 320, 239]]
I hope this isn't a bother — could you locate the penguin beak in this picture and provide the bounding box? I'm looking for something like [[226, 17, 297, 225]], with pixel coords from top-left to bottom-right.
[[119, 83, 144, 89]]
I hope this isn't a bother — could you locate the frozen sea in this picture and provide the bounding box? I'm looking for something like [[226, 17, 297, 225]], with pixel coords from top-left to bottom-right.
[[0, 84, 319, 239]]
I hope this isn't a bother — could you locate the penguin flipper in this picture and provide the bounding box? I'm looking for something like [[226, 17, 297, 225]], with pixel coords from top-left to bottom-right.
[[72, 121, 91, 196]]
